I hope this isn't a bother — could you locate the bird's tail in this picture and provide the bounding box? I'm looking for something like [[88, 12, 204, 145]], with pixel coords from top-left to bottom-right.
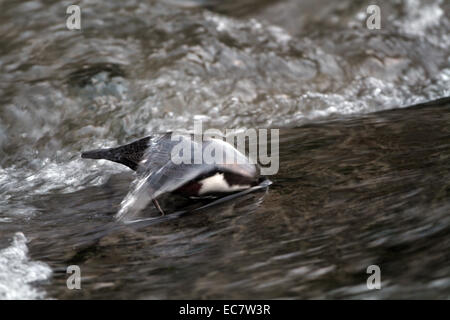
[[81, 136, 151, 171]]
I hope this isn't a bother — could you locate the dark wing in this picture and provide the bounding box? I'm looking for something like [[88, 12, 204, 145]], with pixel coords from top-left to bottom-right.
[[81, 136, 151, 171]]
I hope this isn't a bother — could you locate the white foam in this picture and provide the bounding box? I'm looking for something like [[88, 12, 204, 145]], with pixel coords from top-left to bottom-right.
[[0, 157, 122, 219], [400, 0, 444, 36], [0, 232, 52, 300]]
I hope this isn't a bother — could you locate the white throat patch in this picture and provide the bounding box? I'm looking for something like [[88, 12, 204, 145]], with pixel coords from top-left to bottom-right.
[[198, 173, 250, 195]]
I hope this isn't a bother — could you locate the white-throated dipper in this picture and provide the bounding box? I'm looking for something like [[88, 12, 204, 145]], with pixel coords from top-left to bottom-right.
[[81, 133, 262, 215]]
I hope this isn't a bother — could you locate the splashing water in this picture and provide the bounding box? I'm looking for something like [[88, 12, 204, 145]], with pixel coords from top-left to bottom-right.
[[0, 233, 52, 300]]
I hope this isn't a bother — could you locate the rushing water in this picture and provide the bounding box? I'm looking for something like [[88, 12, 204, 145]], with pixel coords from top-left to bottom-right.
[[0, 0, 449, 299]]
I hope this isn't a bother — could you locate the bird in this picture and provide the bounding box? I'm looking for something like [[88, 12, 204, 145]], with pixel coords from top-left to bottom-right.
[[81, 132, 263, 215]]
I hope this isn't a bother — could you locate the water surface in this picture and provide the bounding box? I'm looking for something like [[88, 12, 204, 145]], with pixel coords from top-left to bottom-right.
[[0, 0, 449, 299]]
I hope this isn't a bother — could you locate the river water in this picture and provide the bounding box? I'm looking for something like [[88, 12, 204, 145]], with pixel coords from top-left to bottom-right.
[[0, 0, 449, 299]]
